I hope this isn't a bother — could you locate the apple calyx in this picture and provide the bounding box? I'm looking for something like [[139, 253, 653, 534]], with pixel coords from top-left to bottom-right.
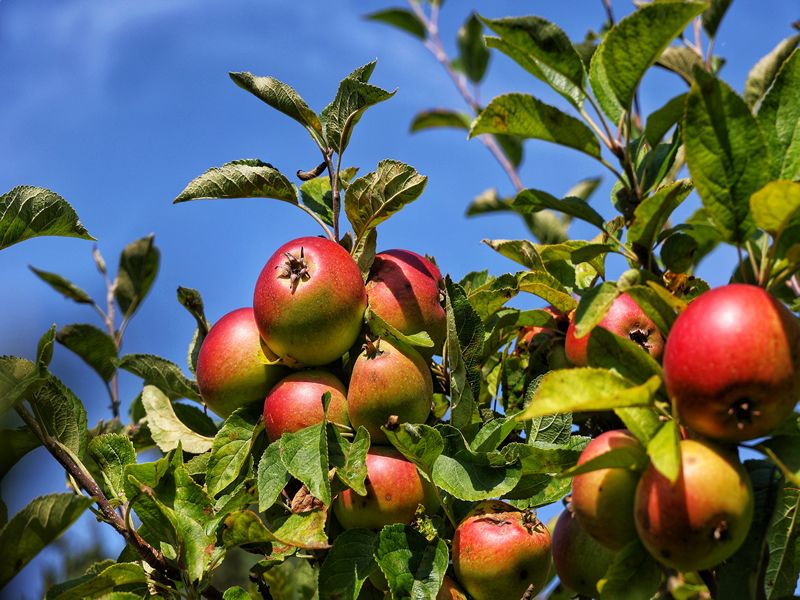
[[276, 248, 310, 291], [727, 398, 762, 430], [628, 326, 658, 353], [362, 337, 383, 359]]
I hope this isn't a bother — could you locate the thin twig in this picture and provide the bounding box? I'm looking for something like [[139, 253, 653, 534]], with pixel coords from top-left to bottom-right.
[[323, 148, 341, 240], [101, 270, 121, 419], [602, 0, 615, 26]]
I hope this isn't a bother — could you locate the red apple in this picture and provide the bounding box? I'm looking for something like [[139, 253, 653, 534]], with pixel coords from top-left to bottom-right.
[[664, 283, 800, 441], [262, 370, 349, 442], [634, 439, 754, 571], [571, 429, 642, 550], [551, 509, 616, 597], [565, 293, 664, 366], [366, 249, 446, 355], [196, 307, 288, 418]]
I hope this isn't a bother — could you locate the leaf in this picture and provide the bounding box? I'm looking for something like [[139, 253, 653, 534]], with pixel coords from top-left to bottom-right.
[[0, 426, 40, 480], [328, 424, 370, 496], [514, 188, 605, 229], [88, 434, 136, 501], [470, 93, 601, 159], [647, 421, 681, 484], [518, 271, 577, 313], [526, 413, 573, 446], [384, 423, 444, 475], [410, 109, 471, 133], [750, 181, 800, 237], [0, 186, 94, 250], [257, 442, 291, 512], [321, 62, 396, 154], [222, 509, 275, 549], [318, 529, 377, 600], [374, 525, 448, 600], [759, 50, 800, 180], [589, 1, 705, 120], [344, 159, 427, 239], [268, 509, 330, 549], [365, 306, 434, 350], [458, 13, 490, 84], [764, 479, 800, 599], [207, 405, 262, 497], [140, 385, 213, 454], [562, 443, 649, 477], [627, 180, 693, 251], [222, 588, 254, 600], [684, 68, 769, 243], [0, 356, 40, 416], [56, 324, 118, 383], [703, 0, 733, 37], [0, 493, 92, 588], [481, 15, 586, 108], [615, 407, 662, 445], [597, 540, 662, 599], [655, 46, 705, 86], [279, 423, 330, 506], [299, 177, 334, 227], [30, 375, 88, 458], [744, 36, 799, 108], [482, 239, 545, 271], [114, 234, 160, 318], [572, 281, 619, 338], [174, 158, 297, 205], [29, 267, 93, 304], [502, 437, 589, 475], [177, 286, 209, 375], [229, 72, 324, 145], [117, 354, 200, 401], [37, 324, 56, 368], [365, 8, 426, 40], [516, 369, 661, 420], [644, 93, 688, 146], [444, 278, 484, 428], [587, 327, 664, 385], [352, 227, 378, 281], [46, 563, 147, 600], [624, 284, 677, 334]]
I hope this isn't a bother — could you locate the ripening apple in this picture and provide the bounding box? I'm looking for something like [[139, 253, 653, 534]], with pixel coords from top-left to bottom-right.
[[551, 509, 616, 597]]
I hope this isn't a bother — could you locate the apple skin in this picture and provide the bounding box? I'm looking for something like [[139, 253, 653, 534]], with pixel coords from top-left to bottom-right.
[[451, 500, 551, 600], [262, 370, 349, 442], [333, 446, 438, 530], [664, 283, 800, 442], [565, 293, 664, 366], [347, 338, 433, 444], [551, 510, 616, 597], [253, 236, 367, 367], [366, 249, 446, 355], [514, 306, 565, 355], [437, 575, 468, 600], [634, 439, 754, 572], [571, 429, 642, 550], [196, 307, 288, 419]]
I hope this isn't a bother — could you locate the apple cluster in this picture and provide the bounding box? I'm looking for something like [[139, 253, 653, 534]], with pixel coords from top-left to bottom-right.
[[195, 236, 447, 533], [548, 283, 800, 595]]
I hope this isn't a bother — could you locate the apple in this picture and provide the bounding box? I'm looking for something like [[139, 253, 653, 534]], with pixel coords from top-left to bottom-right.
[[551, 509, 616, 597]]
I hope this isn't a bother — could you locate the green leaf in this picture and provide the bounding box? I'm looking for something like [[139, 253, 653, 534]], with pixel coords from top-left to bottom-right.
[[764, 479, 800, 599], [514, 188, 605, 229], [174, 158, 297, 205], [318, 529, 377, 600], [114, 234, 160, 318], [703, 0, 732, 37], [410, 109, 471, 133], [30, 375, 88, 458], [470, 93, 601, 158], [257, 442, 291, 512], [229, 72, 324, 146], [365, 306, 434, 350], [527, 413, 573, 446], [0, 186, 94, 251], [37, 324, 56, 368], [267, 509, 330, 549], [598, 540, 662, 599], [589, 1, 705, 120], [615, 407, 662, 445], [88, 434, 136, 501], [46, 563, 147, 600], [29, 266, 93, 304], [518, 271, 578, 313], [344, 159, 427, 239], [384, 423, 444, 476], [222, 509, 275, 549], [0, 426, 40, 480], [684, 68, 769, 243], [661, 232, 698, 272], [0, 493, 92, 588], [646, 421, 681, 483], [482, 239, 545, 271], [56, 324, 118, 383], [644, 93, 687, 146], [562, 443, 648, 477], [299, 177, 334, 227], [744, 35, 799, 109], [517, 369, 661, 420], [458, 13, 490, 84], [759, 50, 800, 180], [656, 46, 705, 86], [0, 356, 40, 416], [502, 437, 589, 475], [572, 281, 619, 338], [444, 278, 484, 428], [177, 286, 209, 375], [587, 326, 664, 385], [482, 15, 586, 108], [352, 227, 378, 281], [321, 62, 396, 154], [374, 525, 448, 599], [328, 424, 370, 496], [279, 423, 330, 506], [222, 588, 254, 600], [140, 385, 213, 454], [470, 416, 518, 453], [624, 284, 677, 334], [117, 354, 200, 401], [365, 8, 426, 40], [207, 405, 262, 497], [750, 181, 800, 237], [627, 179, 693, 251]]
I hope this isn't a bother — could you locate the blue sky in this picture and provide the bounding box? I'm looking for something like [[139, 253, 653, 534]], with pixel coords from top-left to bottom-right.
[[0, 0, 797, 596]]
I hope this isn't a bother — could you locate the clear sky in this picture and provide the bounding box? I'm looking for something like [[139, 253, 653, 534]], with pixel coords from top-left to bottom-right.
[[0, 0, 797, 597]]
